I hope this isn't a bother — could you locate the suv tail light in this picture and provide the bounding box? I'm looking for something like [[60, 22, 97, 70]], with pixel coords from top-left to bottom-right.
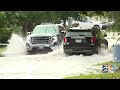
[[91, 37, 96, 43], [64, 37, 67, 43]]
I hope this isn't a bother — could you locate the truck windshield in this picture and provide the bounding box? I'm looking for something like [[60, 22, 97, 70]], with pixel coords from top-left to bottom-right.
[[32, 25, 57, 34], [46, 26, 56, 33]]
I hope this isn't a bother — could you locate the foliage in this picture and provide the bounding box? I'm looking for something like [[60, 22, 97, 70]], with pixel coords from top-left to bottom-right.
[[107, 11, 120, 32], [0, 28, 12, 43], [64, 72, 120, 79], [0, 11, 108, 43]]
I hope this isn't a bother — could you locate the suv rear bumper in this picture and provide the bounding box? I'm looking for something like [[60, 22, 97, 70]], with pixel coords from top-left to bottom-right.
[[63, 46, 95, 54]]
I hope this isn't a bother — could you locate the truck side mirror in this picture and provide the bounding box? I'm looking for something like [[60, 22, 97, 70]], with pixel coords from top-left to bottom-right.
[[27, 32, 31, 35], [61, 31, 66, 34]]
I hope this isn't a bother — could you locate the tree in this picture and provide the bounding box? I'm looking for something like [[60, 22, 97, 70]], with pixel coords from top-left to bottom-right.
[[0, 11, 108, 43], [107, 11, 120, 32]]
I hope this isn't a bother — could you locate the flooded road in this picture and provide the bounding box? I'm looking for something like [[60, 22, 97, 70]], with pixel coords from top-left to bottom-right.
[[0, 33, 117, 79]]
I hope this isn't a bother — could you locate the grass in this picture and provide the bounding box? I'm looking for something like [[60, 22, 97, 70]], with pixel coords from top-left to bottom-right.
[[64, 61, 120, 79], [65, 73, 120, 79], [0, 47, 6, 53]]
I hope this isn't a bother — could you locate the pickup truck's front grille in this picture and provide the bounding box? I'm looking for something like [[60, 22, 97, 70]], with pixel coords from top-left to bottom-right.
[[32, 36, 51, 44]]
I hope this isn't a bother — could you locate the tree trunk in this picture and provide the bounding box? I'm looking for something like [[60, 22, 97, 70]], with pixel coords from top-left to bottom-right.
[[22, 20, 34, 37], [22, 22, 27, 37], [33, 20, 41, 28], [27, 20, 34, 32]]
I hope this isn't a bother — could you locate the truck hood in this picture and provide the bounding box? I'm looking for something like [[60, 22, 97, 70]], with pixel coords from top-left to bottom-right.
[[29, 33, 57, 37]]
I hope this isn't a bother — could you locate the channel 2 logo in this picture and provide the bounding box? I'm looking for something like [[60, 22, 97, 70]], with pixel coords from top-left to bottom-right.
[[102, 65, 108, 73], [102, 65, 118, 73]]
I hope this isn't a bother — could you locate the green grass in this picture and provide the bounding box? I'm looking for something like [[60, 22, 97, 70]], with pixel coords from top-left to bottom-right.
[[64, 61, 120, 79], [0, 47, 6, 53], [65, 72, 120, 79]]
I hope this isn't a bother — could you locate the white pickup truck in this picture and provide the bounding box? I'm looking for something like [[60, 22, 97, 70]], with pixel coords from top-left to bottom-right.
[[68, 17, 104, 30], [77, 17, 103, 30], [26, 24, 66, 54]]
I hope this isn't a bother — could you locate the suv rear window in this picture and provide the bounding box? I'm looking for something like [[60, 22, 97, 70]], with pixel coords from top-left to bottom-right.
[[67, 30, 92, 37]]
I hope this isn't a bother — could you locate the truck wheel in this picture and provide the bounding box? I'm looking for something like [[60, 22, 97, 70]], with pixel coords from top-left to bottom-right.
[[26, 50, 33, 55], [83, 52, 94, 56], [49, 48, 53, 52], [26, 43, 33, 54], [26, 43, 32, 51], [64, 52, 71, 56], [26, 48, 34, 54], [45, 47, 53, 52], [64, 51, 72, 56]]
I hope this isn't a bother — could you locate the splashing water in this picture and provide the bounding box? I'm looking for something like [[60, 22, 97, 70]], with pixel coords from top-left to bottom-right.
[[3, 33, 26, 56]]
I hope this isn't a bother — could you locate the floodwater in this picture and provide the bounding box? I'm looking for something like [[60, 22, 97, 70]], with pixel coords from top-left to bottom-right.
[[0, 32, 117, 79]]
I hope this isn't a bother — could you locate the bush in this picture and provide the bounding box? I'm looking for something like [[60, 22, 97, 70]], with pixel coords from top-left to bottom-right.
[[0, 28, 12, 43], [0, 27, 22, 43]]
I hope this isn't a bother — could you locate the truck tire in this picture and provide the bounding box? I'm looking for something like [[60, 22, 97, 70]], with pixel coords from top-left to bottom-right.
[[64, 52, 71, 56], [26, 43, 33, 54], [64, 51, 72, 56], [45, 47, 53, 52], [27, 50, 33, 55], [83, 52, 94, 56]]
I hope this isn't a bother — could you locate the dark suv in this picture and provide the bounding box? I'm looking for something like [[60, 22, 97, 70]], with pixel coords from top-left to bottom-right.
[[63, 27, 108, 55]]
